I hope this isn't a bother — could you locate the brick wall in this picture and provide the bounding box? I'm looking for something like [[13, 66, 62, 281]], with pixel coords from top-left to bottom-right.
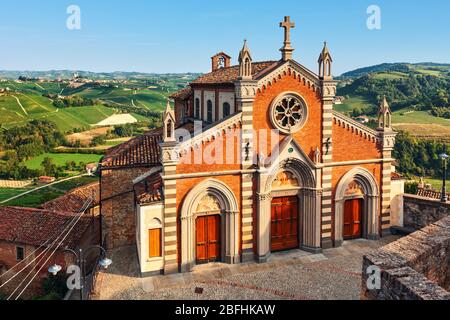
[[403, 194, 450, 230], [361, 215, 450, 300]]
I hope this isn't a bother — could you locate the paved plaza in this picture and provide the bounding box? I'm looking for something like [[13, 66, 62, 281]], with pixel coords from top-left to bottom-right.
[[95, 236, 398, 300]]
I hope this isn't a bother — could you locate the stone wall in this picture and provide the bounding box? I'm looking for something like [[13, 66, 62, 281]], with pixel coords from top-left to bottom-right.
[[100, 166, 150, 249], [361, 215, 450, 300], [403, 194, 450, 230]]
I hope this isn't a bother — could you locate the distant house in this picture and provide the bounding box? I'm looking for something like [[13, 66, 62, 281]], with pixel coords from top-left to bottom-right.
[[0, 207, 97, 299], [85, 163, 98, 175], [38, 176, 56, 184], [354, 115, 369, 124], [334, 96, 345, 104]]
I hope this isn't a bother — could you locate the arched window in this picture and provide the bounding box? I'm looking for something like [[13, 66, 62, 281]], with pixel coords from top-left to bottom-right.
[[223, 102, 231, 118], [207, 100, 213, 122], [166, 120, 172, 138], [195, 98, 200, 119]]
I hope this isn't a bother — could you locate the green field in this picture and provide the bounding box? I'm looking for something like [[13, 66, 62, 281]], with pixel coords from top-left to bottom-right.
[[0, 176, 98, 207], [0, 187, 31, 202], [0, 76, 185, 132], [392, 110, 450, 126], [334, 96, 375, 114], [372, 71, 408, 80], [23, 153, 103, 170]]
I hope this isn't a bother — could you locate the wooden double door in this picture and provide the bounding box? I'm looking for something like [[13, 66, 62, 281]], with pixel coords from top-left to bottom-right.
[[271, 197, 299, 252], [343, 199, 363, 239], [196, 215, 221, 264]]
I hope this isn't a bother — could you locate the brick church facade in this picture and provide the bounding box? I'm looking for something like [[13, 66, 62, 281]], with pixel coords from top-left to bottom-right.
[[99, 17, 398, 276]]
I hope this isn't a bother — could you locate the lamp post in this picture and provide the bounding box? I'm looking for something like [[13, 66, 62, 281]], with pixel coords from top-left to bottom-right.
[[440, 150, 448, 203], [48, 245, 112, 300]]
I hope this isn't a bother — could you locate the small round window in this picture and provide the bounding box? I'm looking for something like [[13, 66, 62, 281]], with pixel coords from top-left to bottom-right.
[[270, 93, 307, 134]]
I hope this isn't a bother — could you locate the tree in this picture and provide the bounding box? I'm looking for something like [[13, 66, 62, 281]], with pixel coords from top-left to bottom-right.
[[41, 157, 57, 176]]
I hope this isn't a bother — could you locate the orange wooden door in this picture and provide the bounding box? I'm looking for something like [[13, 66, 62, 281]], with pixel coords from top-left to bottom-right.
[[196, 215, 221, 264], [343, 199, 363, 239], [149, 228, 162, 258], [271, 197, 299, 252]]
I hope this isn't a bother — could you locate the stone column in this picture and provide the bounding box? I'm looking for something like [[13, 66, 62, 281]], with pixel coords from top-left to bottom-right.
[[225, 211, 240, 264], [256, 192, 272, 263], [366, 194, 380, 240], [301, 188, 322, 253]]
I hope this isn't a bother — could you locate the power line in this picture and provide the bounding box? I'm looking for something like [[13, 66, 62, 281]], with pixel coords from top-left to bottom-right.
[[3, 199, 92, 299], [12, 210, 85, 300], [0, 199, 91, 289]]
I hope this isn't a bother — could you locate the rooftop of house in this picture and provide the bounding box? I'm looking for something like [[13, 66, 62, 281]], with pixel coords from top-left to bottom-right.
[[101, 128, 163, 169], [134, 171, 164, 205], [100, 121, 197, 170], [189, 60, 278, 85], [41, 181, 100, 213], [0, 206, 91, 248]]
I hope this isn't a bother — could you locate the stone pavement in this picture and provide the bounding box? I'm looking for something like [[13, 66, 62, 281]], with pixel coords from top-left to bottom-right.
[[95, 236, 398, 300]]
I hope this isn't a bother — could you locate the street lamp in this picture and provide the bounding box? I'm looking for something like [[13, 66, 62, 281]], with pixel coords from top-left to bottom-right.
[[48, 245, 112, 300], [439, 151, 448, 203]]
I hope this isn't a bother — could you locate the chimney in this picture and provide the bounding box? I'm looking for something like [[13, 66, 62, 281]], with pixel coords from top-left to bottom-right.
[[211, 52, 231, 72]]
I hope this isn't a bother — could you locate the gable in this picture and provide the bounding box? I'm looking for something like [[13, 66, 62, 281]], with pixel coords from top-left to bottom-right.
[[252, 70, 323, 163]]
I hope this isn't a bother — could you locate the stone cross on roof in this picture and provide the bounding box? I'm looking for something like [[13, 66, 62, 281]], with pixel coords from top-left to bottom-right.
[[280, 16, 295, 61]]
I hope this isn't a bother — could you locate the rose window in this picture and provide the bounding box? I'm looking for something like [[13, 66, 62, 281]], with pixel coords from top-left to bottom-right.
[[270, 93, 307, 134]]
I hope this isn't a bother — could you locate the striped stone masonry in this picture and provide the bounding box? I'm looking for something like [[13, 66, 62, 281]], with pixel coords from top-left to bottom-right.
[[240, 98, 256, 262], [320, 83, 335, 248], [162, 163, 178, 274], [381, 150, 393, 231]]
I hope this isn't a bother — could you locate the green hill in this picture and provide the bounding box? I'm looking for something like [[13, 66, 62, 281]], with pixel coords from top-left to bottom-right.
[[335, 63, 450, 140], [0, 74, 197, 132]]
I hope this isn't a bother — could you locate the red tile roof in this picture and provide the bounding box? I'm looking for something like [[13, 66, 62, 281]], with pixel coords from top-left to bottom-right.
[[170, 86, 192, 100], [190, 61, 278, 85], [135, 172, 164, 205], [101, 128, 163, 168], [391, 172, 404, 180], [0, 207, 91, 248], [41, 182, 100, 213]]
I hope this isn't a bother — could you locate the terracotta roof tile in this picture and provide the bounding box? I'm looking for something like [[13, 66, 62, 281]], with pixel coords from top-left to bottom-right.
[[101, 128, 163, 168], [41, 182, 100, 213], [135, 172, 164, 204], [0, 207, 91, 248], [170, 86, 192, 100], [190, 61, 278, 85]]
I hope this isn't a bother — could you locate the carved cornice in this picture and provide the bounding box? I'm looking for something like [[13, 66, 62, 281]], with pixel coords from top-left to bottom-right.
[[177, 112, 243, 155], [332, 110, 381, 144], [256, 60, 321, 96]]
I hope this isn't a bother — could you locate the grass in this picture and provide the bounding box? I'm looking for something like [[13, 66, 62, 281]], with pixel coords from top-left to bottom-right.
[[23, 153, 103, 170], [0, 176, 98, 207], [372, 71, 408, 80], [0, 188, 32, 202], [392, 109, 450, 127], [334, 96, 375, 114], [0, 79, 171, 132]]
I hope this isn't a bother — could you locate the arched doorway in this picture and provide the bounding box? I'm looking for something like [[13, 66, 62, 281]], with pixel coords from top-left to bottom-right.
[[257, 157, 321, 262], [270, 171, 301, 252], [180, 179, 239, 272], [194, 195, 222, 264], [335, 168, 380, 246]]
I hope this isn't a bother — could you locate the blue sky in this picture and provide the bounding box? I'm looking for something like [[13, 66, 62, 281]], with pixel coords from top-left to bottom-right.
[[0, 0, 449, 75]]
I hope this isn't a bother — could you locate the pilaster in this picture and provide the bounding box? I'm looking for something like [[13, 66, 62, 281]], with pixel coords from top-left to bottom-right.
[[235, 79, 257, 262]]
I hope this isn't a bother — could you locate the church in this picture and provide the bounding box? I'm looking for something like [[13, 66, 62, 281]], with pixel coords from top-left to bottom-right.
[[99, 16, 398, 276]]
